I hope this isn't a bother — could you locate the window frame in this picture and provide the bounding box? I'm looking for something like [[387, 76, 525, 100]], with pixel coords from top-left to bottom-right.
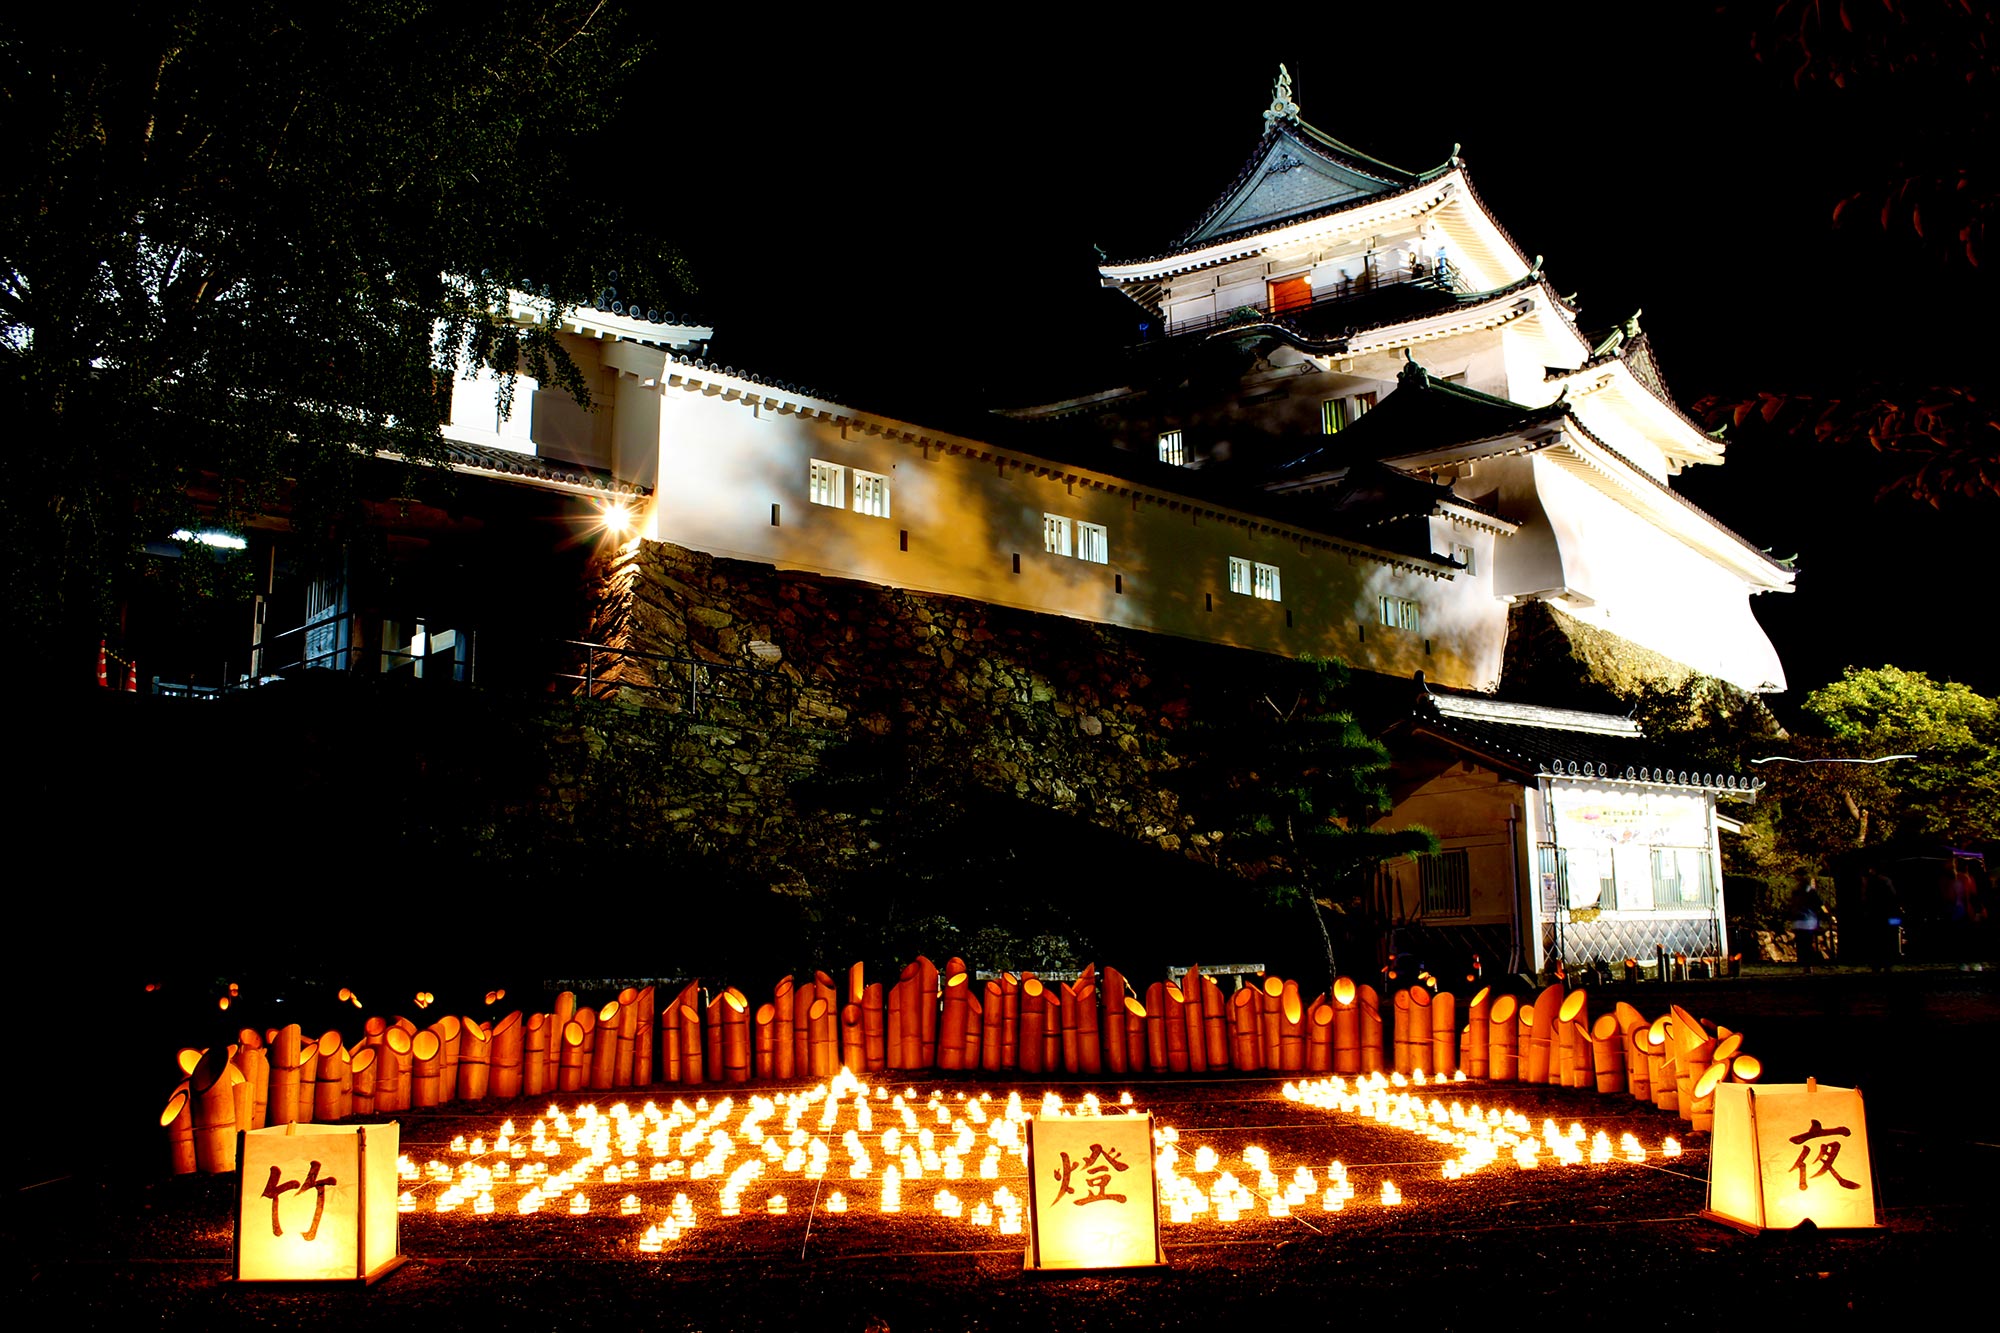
[[851, 468, 890, 519], [1253, 561, 1281, 602], [1076, 521, 1109, 565], [1157, 430, 1186, 467], [1379, 595, 1420, 632], [808, 459, 846, 509], [1418, 848, 1472, 918], [1042, 513, 1073, 557]]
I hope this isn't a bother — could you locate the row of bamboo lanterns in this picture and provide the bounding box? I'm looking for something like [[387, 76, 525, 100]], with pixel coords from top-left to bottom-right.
[[161, 959, 1755, 1174]]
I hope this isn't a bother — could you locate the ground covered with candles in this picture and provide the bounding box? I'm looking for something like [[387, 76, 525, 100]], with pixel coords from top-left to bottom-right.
[[14, 1073, 1997, 1330]]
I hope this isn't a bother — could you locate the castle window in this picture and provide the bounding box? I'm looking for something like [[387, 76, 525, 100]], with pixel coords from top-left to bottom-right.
[[1230, 557, 1281, 601], [1452, 542, 1475, 575], [1379, 595, 1420, 632], [1322, 392, 1376, 435], [1268, 275, 1312, 313], [1077, 522, 1109, 565], [852, 469, 890, 518], [1157, 430, 1185, 467], [809, 459, 845, 508], [1043, 513, 1072, 557], [1418, 849, 1471, 918]]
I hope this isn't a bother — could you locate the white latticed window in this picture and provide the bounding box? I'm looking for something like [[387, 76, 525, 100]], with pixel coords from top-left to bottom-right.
[[1158, 430, 1185, 466], [1379, 595, 1420, 631], [1254, 561, 1281, 601], [1228, 556, 1253, 595], [1322, 392, 1376, 435], [1077, 522, 1108, 564], [1229, 557, 1281, 600], [1452, 542, 1475, 575], [809, 459, 845, 508], [852, 469, 890, 518], [1043, 513, 1072, 556]]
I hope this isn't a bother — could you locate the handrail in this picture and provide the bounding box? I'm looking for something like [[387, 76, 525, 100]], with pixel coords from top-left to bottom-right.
[[1147, 259, 1464, 342]]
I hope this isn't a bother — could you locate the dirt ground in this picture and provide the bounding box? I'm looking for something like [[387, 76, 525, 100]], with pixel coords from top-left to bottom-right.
[[10, 971, 1997, 1331]]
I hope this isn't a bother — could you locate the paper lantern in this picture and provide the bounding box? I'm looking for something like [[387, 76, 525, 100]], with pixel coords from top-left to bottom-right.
[[1023, 1113, 1164, 1270], [1703, 1080, 1879, 1233], [234, 1122, 404, 1284]]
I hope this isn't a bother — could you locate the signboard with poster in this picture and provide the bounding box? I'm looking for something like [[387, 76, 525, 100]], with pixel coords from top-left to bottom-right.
[[1024, 1114, 1165, 1270]]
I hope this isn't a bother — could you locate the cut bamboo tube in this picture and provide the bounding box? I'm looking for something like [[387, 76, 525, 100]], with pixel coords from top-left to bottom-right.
[[805, 995, 833, 1078], [576, 1007, 599, 1088], [1259, 975, 1284, 1070], [434, 1014, 462, 1099], [988, 976, 1016, 1072], [850, 961, 867, 1007], [1123, 995, 1148, 1072], [635, 985, 656, 1086], [678, 1002, 703, 1087], [1557, 988, 1590, 1089], [1140, 981, 1166, 1071], [885, 980, 905, 1073], [1058, 981, 1081, 1073], [587, 1001, 618, 1090], [551, 992, 576, 1090], [705, 995, 726, 1085], [1590, 1013, 1627, 1094], [863, 982, 886, 1072], [1429, 988, 1456, 1077], [315, 1033, 349, 1121], [1332, 977, 1361, 1075], [374, 1026, 407, 1113], [1202, 977, 1229, 1069], [1613, 1001, 1646, 1036], [1100, 970, 1127, 1075], [1019, 978, 1049, 1074], [413, 1029, 444, 1106], [964, 991, 984, 1070], [1407, 987, 1433, 1074], [1646, 1017, 1676, 1111], [1392, 988, 1413, 1073], [232, 1043, 270, 1130], [1162, 983, 1188, 1073], [1730, 1053, 1762, 1083], [895, 962, 921, 1070], [1043, 987, 1062, 1072], [755, 1003, 777, 1079], [1229, 983, 1260, 1071], [771, 975, 796, 1081], [523, 1015, 548, 1098], [295, 1043, 318, 1124], [1466, 986, 1491, 1079], [1624, 1025, 1653, 1101], [557, 1020, 586, 1093], [1306, 999, 1334, 1072], [616, 988, 639, 1087], [840, 1000, 865, 1073], [938, 972, 971, 1070], [177, 1046, 203, 1077], [1358, 984, 1383, 1074], [1526, 985, 1562, 1085], [268, 1025, 302, 1124], [162, 1086, 196, 1175], [189, 1047, 241, 1174], [1000, 974, 1020, 1069], [458, 1020, 491, 1101], [1180, 966, 1208, 1074], [352, 1045, 379, 1115], [1710, 1031, 1745, 1070], [1074, 980, 1102, 1074], [1689, 1060, 1725, 1132], [724, 990, 751, 1083], [1487, 993, 1520, 1081], [1279, 980, 1305, 1072], [917, 956, 940, 1067]]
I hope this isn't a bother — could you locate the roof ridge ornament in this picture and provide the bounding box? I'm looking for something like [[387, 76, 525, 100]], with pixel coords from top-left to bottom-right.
[[1263, 64, 1301, 128]]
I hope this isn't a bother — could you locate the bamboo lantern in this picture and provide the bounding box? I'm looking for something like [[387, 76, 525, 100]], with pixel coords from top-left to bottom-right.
[[1075, 980, 1102, 1074], [351, 1046, 379, 1115], [817, 982, 842, 1076], [1671, 1006, 1714, 1122], [295, 1043, 319, 1125], [615, 987, 639, 1087], [1429, 988, 1456, 1077], [551, 992, 576, 1090], [1730, 1054, 1762, 1083], [1521, 986, 1557, 1084], [771, 976, 795, 1080], [1486, 993, 1520, 1081], [457, 1020, 491, 1102], [522, 1015, 548, 1099], [1201, 976, 1229, 1068], [703, 995, 726, 1085], [1331, 978, 1361, 1075], [433, 1015, 462, 1097], [556, 1021, 586, 1093], [1689, 1060, 1725, 1132], [802, 995, 832, 1078], [1139, 981, 1165, 1072], [1058, 982, 1082, 1073], [191, 1047, 242, 1173], [1465, 987, 1491, 1079], [1123, 995, 1148, 1072], [964, 990, 984, 1069], [1391, 988, 1412, 1072], [1179, 967, 1208, 1074], [1409, 987, 1435, 1074], [234, 1122, 402, 1284], [1306, 999, 1334, 1072], [723, 990, 751, 1083], [917, 956, 941, 1067], [885, 981, 904, 1074], [177, 1047, 204, 1078], [1229, 983, 1260, 1071], [1711, 1031, 1746, 1071], [862, 981, 886, 1072], [1279, 980, 1305, 1072], [1041, 986, 1062, 1072], [1358, 985, 1384, 1074], [162, 1086, 197, 1175], [889, 964, 916, 1069], [376, 1026, 409, 1113], [1614, 1000, 1647, 1037], [1557, 989, 1589, 1089], [635, 985, 656, 1086], [412, 1030, 444, 1106], [233, 1042, 271, 1131], [981, 979, 1006, 1072], [269, 1026, 303, 1126], [1623, 1025, 1652, 1101], [575, 1007, 600, 1088], [832, 1000, 858, 1073], [1259, 976, 1284, 1069], [1000, 974, 1020, 1069], [1162, 983, 1188, 1073], [1100, 970, 1127, 1075], [1590, 1013, 1626, 1094], [580, 1002, 612, 1089], [314, 1034, 349, 1122], [849, 960, 868, 1007], [678, 1002, 703, 1087], [1017, 978, 1047, 1074], [1646, 1018, 1676, 1111], [939, 972, 971, 1070]]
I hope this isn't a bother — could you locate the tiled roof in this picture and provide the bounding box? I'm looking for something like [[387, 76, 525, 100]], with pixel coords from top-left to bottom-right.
[[438, 440, 651, 498], [1173, 122, 1428, 249], [1275, 352, 1566, 477], [1403, 692, 1759, 793]]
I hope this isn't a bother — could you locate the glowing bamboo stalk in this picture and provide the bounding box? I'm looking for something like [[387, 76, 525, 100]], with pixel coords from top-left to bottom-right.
[[1729, 1053, 1762, 1083], [842, 1000, 866, 1073], [939, 971, 971, 1071], [917, 956, 940, 1068], [232, 1037, 270, 1131], [1100, 969, 1128, 1075], [589, 1001, 618, 1089], [724, 989, 751, 1083], [1162, 982, 1189, 1073], [897, 962, 923, 1070], [1180, 966, 1208, 1075], [351, 1045, 379, 1115], [523, 1014, 548, 1099], [268, 1025, 302, 1126], [616, 987, 639, 1087], [1331, 977, 1360, 1075], [1202, 976, 1230, 1068], [1590, 1013, 1626, 1095], [771, 976, 795, 1081], [1042, 986, 1062, 1072], [315, 1032, 350, 1121], [851, 960, 869, 1007], [557, 1020, 586, 1094], [1141, 981, 1167, 1072], [1075, 979, 1102, 1074], [1557, 988, 1590, 1089], [754, 1003, 777, 1080], [189, 1047, 241, 1174], [1229, 982, 1261, 1071], [1689, 1060, 1725, 1132], [1486, 993, 1520, 1081], [1526, 985, 1562, 1085], [1058, 981, 1082, 1073], [981, 978, 1006, 1073], [458, 1019, 491, 1102], [1623, 1024, 1653, 1101], [1645, 1018, 1676, 1111], [1000, 973, 1020, 1070], [1306, 997, 1334, 1073], [551, 992, 576, 1090], [1279, 980, 1305, 1073], [1260, 975, 1284, 1069], [678, 1001, 703, 1088], [295, 1041, 318, 1125], [1358, 984, 1383, 1074], [1021, 978, 1049, 1074], [1123, 995, 1148, 1072], [161, 1085, 196, 1175], [808, 995, 837, 1078], [1465, 986, 1491, 1079], [863, 980, 886, 1072], [704, 995, 726, 1085], [1407, 987, 1433, 1074], [964, 989, 984, 1070], [634, 985, 656, 1086], [434, 1014, 462, 1097], [1429, 988, 1456, 1077], [412, 1029, 444, 1107]]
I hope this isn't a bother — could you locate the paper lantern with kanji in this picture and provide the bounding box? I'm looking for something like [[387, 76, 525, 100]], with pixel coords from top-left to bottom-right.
[[1023, 1114, 1164, 1270], [1703, 1080, 1879, 1232], [234, 1121, 404, 1283]]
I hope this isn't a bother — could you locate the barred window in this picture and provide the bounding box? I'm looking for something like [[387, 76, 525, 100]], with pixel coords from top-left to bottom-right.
[[1228, 556, 1253, 596], [1043, 514, 1072, 557], [852, 469, 890, 518], [809, 459, 845, 508], [1253, 561, 1281, 601], [1419, 849, 1470, 918], [1379, 595, 1420, 632], [1652, 848, 1714, 907], [1158, 430, 1186, 466], [1077, 521, 1109, 565]]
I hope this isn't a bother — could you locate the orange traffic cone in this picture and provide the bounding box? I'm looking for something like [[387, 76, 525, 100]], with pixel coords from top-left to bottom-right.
[[97, 641, 109, 688], [124, 661, 138, 693]]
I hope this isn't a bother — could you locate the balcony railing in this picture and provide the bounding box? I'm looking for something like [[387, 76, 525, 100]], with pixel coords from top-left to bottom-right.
[[1147, 258, 1465, 342]]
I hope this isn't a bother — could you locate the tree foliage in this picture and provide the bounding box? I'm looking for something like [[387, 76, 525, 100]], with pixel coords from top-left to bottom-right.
[[1176, 655, 1437, 985], [0, 3, 692, 667]]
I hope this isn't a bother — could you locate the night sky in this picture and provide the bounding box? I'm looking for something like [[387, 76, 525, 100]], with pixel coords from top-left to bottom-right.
[[638, 10, 1990, 705]]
